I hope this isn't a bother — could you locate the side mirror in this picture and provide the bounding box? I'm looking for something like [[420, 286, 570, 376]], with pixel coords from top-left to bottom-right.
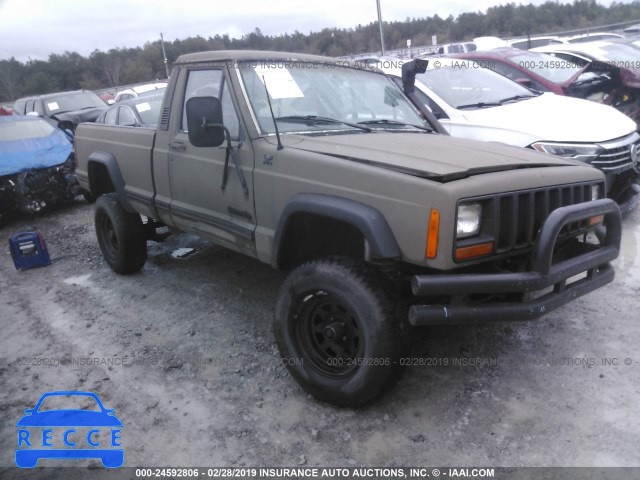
[[401, 59, 429, 94], [186, 96, 225, 148]]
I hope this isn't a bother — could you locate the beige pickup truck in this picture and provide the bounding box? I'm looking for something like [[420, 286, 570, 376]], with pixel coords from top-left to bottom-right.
[[75, 50, 621, 406]]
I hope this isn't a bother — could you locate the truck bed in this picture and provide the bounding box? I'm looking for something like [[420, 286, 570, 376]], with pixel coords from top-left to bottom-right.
[[75, 123, 158, 218]]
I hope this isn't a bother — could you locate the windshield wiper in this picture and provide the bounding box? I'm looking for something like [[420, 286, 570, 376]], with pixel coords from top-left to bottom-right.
[[497, 94, 539, 104], [357, 119, 432, 132], [456, 102, 501, 110], [274, 115, 372, 132]]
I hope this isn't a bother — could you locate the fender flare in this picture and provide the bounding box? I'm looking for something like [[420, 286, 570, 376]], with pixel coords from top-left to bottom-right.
[[86, 151, 134, 212], [272, 193, 401, 268]]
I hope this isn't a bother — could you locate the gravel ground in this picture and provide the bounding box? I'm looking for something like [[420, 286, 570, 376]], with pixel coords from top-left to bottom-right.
[[0, 200, 639, 471]]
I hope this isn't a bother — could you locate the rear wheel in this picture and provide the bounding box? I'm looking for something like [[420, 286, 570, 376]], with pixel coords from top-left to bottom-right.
[[274, 256, 403, 406], [95, 193, 147, 274]]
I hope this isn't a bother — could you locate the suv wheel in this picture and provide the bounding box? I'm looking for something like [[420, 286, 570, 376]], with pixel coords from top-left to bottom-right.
[[274, 256, 403, 406], [95, 193, 147, 274]]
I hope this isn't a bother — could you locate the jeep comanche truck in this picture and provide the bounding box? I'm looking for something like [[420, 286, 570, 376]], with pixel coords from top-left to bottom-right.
[[75, 51, 622, 406]]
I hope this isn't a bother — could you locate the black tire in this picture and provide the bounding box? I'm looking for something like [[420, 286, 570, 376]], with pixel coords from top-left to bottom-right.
[[94, 193, 147, 274], [274, 256, 404, 406]]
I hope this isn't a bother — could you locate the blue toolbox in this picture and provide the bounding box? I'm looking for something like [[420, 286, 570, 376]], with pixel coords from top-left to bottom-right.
[[9, 231, 51, 270]]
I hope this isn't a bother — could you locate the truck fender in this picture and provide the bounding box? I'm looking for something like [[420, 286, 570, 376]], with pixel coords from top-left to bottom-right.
[[86, 151, 135, 212], [272, 193, 401, 268]]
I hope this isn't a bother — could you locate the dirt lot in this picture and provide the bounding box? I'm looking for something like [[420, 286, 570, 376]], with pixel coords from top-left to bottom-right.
[[1, 200, 639, 469]]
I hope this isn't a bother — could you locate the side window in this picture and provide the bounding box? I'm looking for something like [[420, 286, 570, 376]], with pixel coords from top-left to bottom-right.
[[25, 100, 35, 113], [182, 69, 241, 140], [489, 61, 522, 81], [118, 106, 137, 126], [182, 69, 223, 132], [14, 99, 26, 114], [390, 76, 447, 120], [104, 108, 118, 125], [489, 62, 547, 91], [411, 87, 448, 120], [33, 100, 44, 116]]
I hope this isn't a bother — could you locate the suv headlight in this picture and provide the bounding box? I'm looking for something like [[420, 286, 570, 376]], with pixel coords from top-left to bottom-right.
[[531, 142, 603, 162], [457, 203, 482, 239]]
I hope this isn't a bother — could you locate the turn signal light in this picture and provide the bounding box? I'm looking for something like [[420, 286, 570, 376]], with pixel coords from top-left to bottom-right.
[[589, 215, 604, 226], [455, 242, 494, 261], [426, 209, 440, 259]]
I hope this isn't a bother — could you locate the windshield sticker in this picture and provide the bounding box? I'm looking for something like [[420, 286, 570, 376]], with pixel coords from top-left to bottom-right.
[[135, 102, 151, 113], [254, 65, 304, 100], [47, 102, 60, 111]]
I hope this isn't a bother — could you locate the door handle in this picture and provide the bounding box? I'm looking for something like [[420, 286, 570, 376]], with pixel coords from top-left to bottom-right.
[[169, 141, 186, 151]]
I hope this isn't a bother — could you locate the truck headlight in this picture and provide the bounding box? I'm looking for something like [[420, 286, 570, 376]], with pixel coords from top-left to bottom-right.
[[530, 142, 603, 162], [457, 203, 482, 239]]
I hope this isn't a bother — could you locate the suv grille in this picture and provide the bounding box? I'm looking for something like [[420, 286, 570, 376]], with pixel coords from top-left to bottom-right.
[[456, 181, 603, 260], [493, 183, 595, 253], [591, 132, 640, 174]]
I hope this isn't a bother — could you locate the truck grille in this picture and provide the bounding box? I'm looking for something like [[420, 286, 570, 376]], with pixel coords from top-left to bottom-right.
[[456, 181, 603, 260], [590, 132, 640, 174], [493, 182, 598, 253]]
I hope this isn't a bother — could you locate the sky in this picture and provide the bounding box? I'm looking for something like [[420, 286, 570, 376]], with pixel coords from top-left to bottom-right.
[[0, 0, 619, 62]]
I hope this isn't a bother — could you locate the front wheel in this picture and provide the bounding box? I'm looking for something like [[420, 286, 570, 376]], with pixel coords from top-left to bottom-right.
[[274, 256, 403, 406], [95, 193, 147, 274]]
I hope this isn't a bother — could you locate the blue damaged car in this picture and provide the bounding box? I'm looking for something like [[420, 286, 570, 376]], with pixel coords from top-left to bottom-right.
[[0, 115, 83, 221], [16, 391, 123, 468]]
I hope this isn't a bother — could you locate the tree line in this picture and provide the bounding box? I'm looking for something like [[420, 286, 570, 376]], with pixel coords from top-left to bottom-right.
[[1, 0, 640, 102]]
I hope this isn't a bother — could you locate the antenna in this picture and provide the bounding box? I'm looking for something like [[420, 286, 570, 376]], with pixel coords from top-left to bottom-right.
[[160, 32, 170, 79], [261, 75, 283, 150]]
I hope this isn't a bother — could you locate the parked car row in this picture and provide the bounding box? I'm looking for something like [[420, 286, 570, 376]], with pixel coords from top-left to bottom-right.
[[1, 81, 166, 221], [376, 55, 639, 212], [0, 115, 82, 221], [4, 43, 640, 223]]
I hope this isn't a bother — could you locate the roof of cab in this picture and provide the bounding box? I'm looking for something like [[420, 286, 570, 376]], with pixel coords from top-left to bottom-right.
[[175, 49, 359, 67]]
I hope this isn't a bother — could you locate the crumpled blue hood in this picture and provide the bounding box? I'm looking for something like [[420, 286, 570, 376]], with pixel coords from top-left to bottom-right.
[[0, 116, 73, 177]]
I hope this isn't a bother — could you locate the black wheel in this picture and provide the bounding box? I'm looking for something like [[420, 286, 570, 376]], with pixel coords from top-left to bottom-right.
[[94, 193, 147, 274], [274, 256, 404, 406]]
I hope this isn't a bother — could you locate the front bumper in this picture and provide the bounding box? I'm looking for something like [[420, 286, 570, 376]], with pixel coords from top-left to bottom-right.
[[409, 199, 621, 326]]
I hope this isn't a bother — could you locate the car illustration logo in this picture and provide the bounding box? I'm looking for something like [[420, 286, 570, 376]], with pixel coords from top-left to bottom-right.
[[15, 391, 123, 468]]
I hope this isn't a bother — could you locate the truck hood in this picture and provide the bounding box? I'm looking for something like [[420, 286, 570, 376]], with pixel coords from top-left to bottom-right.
[[456, 93, 636, 145], [284, 132, 581, 182]]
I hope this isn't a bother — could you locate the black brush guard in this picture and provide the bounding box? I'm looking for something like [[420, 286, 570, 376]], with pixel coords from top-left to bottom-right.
[[409, 199, 621, 326]]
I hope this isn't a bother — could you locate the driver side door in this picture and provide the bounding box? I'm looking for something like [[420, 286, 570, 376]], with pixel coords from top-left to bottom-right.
[[168, 68, 256, 255]]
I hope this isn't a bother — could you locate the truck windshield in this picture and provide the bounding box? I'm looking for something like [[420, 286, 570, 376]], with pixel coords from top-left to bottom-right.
[[238, 61, 427, 134]]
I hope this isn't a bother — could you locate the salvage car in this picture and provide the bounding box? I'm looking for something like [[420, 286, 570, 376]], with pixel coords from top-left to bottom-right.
[[379, 57, 640, 213], [0, 115, 82, 221], [12, 90, 108, 132], [112, 81, 167, 103], [75, 50, 621, 406], [96, 94, 163, 128], [454, 48, 623, 113], [531, 41, 640, 121]]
